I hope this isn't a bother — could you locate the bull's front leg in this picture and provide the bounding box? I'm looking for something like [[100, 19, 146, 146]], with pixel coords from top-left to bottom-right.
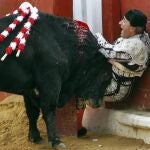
[[38, 72, 67, 149], [40, 102, 67, 150]]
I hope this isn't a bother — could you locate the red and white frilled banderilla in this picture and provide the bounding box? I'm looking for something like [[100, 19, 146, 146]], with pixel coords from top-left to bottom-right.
[[0, 2, 39, 61]]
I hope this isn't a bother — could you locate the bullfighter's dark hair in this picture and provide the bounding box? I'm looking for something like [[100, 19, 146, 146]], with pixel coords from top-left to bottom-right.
[[125, 9, 147, 32]]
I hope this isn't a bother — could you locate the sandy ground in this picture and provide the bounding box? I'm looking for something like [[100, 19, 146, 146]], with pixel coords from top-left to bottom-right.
[[0, 95, 150, 150]]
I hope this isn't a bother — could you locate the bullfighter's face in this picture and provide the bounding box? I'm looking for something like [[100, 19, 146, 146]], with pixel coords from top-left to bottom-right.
[[119, 16, 136, 38]]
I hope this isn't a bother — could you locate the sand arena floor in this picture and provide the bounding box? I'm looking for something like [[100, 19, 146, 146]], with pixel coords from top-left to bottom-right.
[[0, 95, 150, 150]]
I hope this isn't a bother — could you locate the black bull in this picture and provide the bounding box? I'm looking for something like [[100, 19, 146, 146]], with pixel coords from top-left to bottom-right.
[[0, 12, 112, 149]]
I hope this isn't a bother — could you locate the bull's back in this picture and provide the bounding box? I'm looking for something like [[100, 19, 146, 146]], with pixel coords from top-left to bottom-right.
[[0, 16, 35, 91]]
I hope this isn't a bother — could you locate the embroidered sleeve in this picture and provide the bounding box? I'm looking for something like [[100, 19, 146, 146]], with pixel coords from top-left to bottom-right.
[[95, 32, 113, 48], [99, 48, 132, 62], [95, 33, 132, 62]]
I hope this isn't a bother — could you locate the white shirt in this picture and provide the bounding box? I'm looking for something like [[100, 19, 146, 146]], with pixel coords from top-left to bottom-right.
[[96, 32, 150, 72]]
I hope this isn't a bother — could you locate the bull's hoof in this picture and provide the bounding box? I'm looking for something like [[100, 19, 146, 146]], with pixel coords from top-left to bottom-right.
[[50, 140, 67, 150], [53, 143, 67, 150], [29, 136, 43, 144], [28, 131, 43, 144]]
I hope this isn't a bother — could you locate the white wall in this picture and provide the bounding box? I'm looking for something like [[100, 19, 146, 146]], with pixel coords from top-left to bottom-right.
[[73, 0, 102, 34], [82, 106, 150, 144]]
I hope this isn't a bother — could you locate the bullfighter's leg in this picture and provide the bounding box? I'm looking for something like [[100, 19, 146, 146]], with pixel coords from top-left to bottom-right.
[[76, 98, 87, 137], [77, 109, 87, 137], [24, 95, 42, 143]]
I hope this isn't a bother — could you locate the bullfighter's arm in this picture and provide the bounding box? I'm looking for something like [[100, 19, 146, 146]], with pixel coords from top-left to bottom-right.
[[95, 33, 132, 62]]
